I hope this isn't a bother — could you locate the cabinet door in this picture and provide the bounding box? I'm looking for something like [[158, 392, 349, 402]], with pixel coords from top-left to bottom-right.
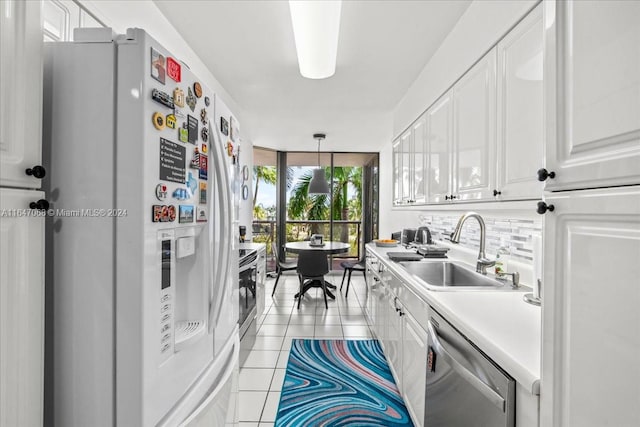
[[544, 1, 640, 191], [453, 48, 497, 200], [412, 115, 427, 204], [427, 90, 453, 203], [0, 0, 43, 189], [402, 311, 428, 426], [385, 294, 403, 391], [0, 188, 45, 426], [392, 138, 402, 205], [496, 4, 544, 199], [400, 130, 412, 203], [540, 186, 640, 427]]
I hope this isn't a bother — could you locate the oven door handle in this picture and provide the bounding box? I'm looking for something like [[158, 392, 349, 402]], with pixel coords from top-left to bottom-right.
[[427, 320, 505, 411]]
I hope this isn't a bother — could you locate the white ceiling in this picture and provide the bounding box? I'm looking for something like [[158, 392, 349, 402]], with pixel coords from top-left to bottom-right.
[[154, 0, 470, 152]]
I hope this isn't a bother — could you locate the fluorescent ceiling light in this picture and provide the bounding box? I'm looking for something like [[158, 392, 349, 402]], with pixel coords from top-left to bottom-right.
[[289, 0, 342, 79]]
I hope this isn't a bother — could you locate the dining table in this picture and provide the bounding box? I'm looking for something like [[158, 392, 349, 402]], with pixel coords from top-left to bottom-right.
[[284, 241, 351, 300]]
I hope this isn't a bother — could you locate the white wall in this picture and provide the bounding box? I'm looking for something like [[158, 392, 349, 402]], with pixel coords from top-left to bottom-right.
[[380, 0, 539, 240], [78, 0, 250, 142]]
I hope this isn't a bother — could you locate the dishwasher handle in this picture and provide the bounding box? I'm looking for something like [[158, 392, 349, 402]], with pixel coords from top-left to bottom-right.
[[427, 320, 505, 411]]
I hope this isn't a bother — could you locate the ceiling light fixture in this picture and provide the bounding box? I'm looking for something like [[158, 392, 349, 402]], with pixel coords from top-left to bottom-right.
[[288, 0, 342, 79], [308, 133, 331, 195]]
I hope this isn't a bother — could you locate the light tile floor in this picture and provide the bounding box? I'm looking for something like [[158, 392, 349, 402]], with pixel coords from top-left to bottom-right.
[[238, 269, 371, 425]]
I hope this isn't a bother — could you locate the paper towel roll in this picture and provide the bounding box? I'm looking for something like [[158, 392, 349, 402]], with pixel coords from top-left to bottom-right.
[[532, 234, 542, 299]]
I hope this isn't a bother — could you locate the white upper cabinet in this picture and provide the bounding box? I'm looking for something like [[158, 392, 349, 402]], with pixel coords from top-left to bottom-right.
[[427, 90, 453, 203], [392, 138, 402, 205], [496, 4, 544, 199], [0, 0, 44, 189], [452, 48, 497, 201], [400, 130, 412, 203], [392, 115, 427, 205], [412, 115, 427, 204], [544, 0, 640, 191]]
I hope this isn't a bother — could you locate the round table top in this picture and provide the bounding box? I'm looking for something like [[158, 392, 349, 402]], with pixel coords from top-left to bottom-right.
[[284, 241, 350, 254]]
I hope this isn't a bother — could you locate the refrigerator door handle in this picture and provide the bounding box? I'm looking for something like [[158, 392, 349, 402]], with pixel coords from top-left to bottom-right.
[[178, 338, 238, 426], [209, 121, 233, 331]]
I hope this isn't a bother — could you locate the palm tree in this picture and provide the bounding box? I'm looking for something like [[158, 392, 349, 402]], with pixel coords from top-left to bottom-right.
[[287, 166, 362, 241], [253, 166, 277, 208]]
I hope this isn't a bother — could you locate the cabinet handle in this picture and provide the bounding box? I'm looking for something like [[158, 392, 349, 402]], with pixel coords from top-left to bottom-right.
[[444, 195, 449, 201], [399, 311, 405, 317], [29, 199, 50, 211], [537, 168, 556, 182], [536, 201, 555, 215], [493, 189, 501, 196], [450, 194, 457, 200], [25, 165, 46, 179]]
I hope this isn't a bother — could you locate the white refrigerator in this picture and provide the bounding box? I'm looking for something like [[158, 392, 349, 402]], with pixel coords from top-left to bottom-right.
[[42, 28, 238, 426]]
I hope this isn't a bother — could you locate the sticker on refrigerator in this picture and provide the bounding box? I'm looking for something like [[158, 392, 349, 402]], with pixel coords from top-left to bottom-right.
[[172, 188, 190, 201], [201, 143, 208, 154], [150, 47, 166, 84], [179, 126, 189, 143], [220, 116, 229, 136], [159, 138, 186, 183], [200, 127, 208, 142], [186, 87, 196, 112], [187, 172, 197, 195], [204, 96, 210, 107], [199, 182, 207, 204], [189, 148, 200, 169], [173, 88, 185, 108], [187, 115, 198, 144], [166, 57, 181, 82], [179, 205, 194, 223], [196, 206, 207, 223], [152, 112, 165, 130], [199, 154, 208, 180], [152, 89, 174, 109], [200, 108, 208, 125], [155, 184, 168, 201], [165, 114, 177, 129], [193, 82, 203, 98], [152, 205, 176, 222]]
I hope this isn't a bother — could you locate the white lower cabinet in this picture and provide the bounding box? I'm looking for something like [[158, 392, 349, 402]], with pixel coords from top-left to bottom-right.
[[540, 186, 640, 427], [0, 188, 45, 426], [385, 292, 403, 391], [401, 310, 428, 426]]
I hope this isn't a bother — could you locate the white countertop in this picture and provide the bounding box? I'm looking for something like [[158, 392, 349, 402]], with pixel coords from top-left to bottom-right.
[[367, 243, 541, 395]]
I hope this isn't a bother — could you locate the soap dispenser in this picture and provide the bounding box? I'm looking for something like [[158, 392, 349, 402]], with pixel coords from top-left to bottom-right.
[[494, 238, 511, 278]]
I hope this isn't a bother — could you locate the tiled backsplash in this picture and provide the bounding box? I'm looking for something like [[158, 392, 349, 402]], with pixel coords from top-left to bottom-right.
[[416, 214, 542, 263]]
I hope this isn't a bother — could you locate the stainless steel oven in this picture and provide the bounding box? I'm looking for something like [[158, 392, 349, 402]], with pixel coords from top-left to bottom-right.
[[425, 309, 515, 426], [238, 249, 258, 366]]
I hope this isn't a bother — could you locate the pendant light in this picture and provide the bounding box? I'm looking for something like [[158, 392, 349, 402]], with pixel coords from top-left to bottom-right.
[[308, 133, 331, 195]]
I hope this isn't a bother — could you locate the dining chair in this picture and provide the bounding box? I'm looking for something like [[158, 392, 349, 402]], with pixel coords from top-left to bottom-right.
[[271, 242, 298, 297], [339, 259, 366, 298], [296, 251, 330, 309]]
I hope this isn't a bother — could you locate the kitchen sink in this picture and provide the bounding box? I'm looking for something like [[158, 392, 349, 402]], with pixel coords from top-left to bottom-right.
[[398, 261, 514, 291]]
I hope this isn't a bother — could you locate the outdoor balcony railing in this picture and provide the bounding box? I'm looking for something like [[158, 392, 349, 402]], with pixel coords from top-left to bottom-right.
[[252, 219, 362, 269]]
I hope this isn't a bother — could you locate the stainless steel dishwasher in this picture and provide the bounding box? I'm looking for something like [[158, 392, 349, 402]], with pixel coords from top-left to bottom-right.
[[425, 309, 515, 427]]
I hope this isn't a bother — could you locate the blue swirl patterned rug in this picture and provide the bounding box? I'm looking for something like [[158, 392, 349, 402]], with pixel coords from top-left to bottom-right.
[[275, 339, 413, 426]]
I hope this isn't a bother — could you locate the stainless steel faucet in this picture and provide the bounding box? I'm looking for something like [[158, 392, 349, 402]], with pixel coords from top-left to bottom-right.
[[450, 212, 495, 274]]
